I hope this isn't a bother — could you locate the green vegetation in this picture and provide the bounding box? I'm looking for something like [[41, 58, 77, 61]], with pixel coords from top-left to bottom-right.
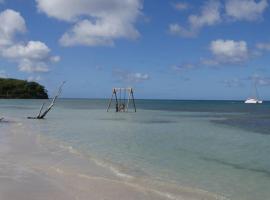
[[0, 78, 48, 99]]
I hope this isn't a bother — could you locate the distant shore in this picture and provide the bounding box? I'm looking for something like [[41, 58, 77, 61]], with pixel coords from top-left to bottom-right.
[[0, 78, 48, 99]]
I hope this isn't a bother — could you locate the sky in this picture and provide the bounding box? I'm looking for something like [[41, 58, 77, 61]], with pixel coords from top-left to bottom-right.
[[0, 0, 270, 100]]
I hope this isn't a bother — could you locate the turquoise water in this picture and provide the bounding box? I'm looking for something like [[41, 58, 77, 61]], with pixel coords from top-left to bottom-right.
[[1, 99, 270, 200]]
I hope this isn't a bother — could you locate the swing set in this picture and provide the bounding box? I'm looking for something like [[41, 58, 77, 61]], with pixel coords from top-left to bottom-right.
[[107, 88, 136, 112]]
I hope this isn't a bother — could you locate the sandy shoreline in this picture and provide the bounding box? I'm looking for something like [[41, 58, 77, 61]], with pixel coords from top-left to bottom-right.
[[0, 121, 227, 200]]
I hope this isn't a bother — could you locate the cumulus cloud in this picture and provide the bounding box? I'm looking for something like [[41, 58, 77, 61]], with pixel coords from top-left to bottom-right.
[[169, 0, 221, 37], [113, 69, 150, 83], [18, 59, 50, 73], [36, 0, 143, 47], [2, 41, 50, 60], [1, 40, 59, 73], [0, 9, 59, 73], [225, 0, 268, 21], [188, 0, 221, 28], [209, 39, 249, 64], [170, 0, 268, 38], [200, 40, 249, 67], [0, 9, 26, 46]]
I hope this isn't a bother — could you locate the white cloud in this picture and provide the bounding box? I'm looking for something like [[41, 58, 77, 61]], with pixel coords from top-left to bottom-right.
[[129, 72, 150, 82], [256, 42, 270, 51], [257, 77, 270, 86], [0, 9, 59, 73], [225, 0, 268, 21], [169, 0, 221, 37], [224, 74, 270, 88], [50, 56, 61, 63], [169, 23, 195, 37], [170, 0, 268, 38], [248, 74, 270, 86], [113, 69, 150, 83], [201, 40, 249, 66], [1, 40, 59, 73], [59, 18, 139, 46], [210, 39, 249, 63], [18, 59, 50, 73], [200, 58, 221, 66], [189, 0, 221, 29], [36, 0, 143, 46], [172, 2, 189, 11], [2, 41, 50, 60], [0, 9, 26, 46]]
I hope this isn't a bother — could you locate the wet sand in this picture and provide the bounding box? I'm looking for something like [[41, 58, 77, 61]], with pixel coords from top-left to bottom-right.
[[0, 121, 227, 200]]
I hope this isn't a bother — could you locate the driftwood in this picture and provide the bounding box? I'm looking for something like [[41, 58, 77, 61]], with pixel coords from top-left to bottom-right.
[[28, 81, 65, 119]]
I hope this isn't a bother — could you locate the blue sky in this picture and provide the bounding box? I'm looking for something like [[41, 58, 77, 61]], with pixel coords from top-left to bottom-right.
[[0, 0, 270, 100]]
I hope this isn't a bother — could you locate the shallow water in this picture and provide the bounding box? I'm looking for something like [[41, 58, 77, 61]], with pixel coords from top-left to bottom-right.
[[1, 99, 270, 200]]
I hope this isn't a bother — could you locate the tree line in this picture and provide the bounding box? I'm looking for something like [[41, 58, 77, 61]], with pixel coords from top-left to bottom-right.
[[0, 78, 48, 99]]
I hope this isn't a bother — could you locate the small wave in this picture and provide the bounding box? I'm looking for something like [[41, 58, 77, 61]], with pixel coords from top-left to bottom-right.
[[56, 142, 134, 180], [92, 158, 134, 179], [109, 166, 134, 179], [77, 172, 229, 200], [49, 141, 229, 200], [57, 143, 81, 156], [65, 145, 80, 155]]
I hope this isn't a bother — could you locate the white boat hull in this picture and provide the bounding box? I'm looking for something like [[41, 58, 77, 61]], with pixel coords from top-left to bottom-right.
[[244, 98, 263, 104]]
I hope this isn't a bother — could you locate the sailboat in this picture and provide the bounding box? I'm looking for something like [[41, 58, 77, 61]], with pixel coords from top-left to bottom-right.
[[245, 80, 263, 104], [245, 98, 263, 104]]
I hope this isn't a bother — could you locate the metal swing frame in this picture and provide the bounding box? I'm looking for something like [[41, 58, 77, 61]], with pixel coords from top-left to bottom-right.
[[106, 88, 136, 112]]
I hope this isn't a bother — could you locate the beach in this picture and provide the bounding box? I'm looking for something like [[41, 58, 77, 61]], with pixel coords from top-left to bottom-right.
[[0, 99, 270, 200], [0, 120, 225, 200]]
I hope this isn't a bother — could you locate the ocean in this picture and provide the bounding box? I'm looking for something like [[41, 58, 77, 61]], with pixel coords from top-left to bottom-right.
[[0, 99, 270, 200]]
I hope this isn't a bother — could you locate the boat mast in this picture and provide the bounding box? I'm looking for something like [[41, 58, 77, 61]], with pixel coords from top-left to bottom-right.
[[254, 79, 260, 100]]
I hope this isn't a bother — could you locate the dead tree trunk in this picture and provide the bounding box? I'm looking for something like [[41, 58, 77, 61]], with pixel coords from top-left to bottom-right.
[[28, 81, 65, 119]]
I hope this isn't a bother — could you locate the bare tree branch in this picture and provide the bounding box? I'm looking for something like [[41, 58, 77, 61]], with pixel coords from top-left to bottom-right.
[[28, 81, 66, 119]]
